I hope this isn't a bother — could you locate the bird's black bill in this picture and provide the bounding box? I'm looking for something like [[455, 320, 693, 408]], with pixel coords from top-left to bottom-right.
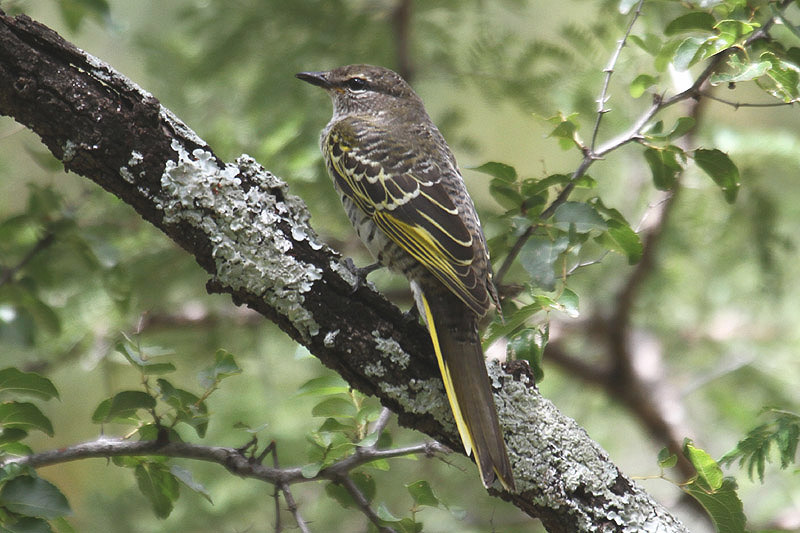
[[296, 71, 330, 89]]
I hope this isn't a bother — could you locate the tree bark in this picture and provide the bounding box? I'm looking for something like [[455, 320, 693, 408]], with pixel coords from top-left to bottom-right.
[[0, 10, 689, 532]]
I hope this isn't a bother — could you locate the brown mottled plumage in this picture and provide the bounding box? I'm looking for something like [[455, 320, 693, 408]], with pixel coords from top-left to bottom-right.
[[297, 65, 514, 490]]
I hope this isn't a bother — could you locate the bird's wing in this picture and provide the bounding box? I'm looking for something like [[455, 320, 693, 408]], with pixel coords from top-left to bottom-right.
[[325, 117, 491, 317]]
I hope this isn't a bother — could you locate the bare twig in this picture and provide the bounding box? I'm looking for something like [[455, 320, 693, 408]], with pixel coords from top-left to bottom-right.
[[590, 0, 646, 151], [495, 1, 792, 285], [339, 475, 396, 533], [391, 0, 414, 82], [368, 407, 393, 444], [699, 89, 799, 109], [280, 482, 311, 533]]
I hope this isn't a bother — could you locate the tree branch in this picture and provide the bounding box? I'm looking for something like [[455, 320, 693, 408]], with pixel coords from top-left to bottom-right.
[[0, 10, 688, 532]]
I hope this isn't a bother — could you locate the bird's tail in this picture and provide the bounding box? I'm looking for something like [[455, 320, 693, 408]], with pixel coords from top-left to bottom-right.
[[419, 291, 515, 491]]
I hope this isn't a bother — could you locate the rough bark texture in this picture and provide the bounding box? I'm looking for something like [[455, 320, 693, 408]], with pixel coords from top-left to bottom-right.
[[0, 10, 689, 532]]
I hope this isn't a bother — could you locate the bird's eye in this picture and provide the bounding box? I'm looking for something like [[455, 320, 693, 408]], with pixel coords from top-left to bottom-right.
[[346, 77, 368, 91]]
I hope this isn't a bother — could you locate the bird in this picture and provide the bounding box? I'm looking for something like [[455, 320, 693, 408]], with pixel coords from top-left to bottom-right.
[[296, 64, 515, 490]]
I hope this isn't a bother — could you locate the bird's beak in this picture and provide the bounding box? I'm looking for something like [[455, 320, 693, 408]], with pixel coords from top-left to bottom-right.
[[296, 71, 331, 89]]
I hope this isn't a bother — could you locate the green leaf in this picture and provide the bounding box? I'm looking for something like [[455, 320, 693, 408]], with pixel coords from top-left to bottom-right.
[[518, 236, 569, 291], [604, 219, 644, 264], [673, 36, 707, 71], [170, 465, 212, 504], [376, 503, 400, 522], [484, 302, 544, 347], [114, 341, 176, 375], [683, 477, 746, 533], [684, 442, 723, 490], [682, 441, 746, 532], [0, 475, 71, 519], [311, 398, 357, 419], [643, 147, 682, 190], [325, 482, 356, 509], [0, 402, 54, 436], [134, 462, 179, 519], [553, 202, 607, 233], [469, 162, 517, 183], [103, 391, 156, 422], [507, 327, 547, 382], [521, 174, 570, 196], [657, 447, 678, 469], [665, 12, 716, 35], [646, 117, 695, 142], [156, 379, 208, 438], [406, 480, 441, 508], [714, 20, 757, 48], [0, 516, 54, 533], [630, 74, 657, 98], [300, 462, 323, 478], [0, 369, 59, 401], [295, 375, 350, 397], [197, 350, 242, 389], [557, 288, 579, 318], [489, 180, 523, 210], [693, 149, 740, 203], [710, 56, 771, 84]]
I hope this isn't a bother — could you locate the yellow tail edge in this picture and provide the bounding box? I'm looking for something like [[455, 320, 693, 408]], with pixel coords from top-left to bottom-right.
[[419, 292, 474, 458]]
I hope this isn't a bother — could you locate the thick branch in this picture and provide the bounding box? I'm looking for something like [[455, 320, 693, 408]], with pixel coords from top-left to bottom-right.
[[0, 11, 687, 532]]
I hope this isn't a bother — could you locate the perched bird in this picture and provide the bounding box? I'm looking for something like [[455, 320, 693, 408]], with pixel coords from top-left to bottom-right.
[[297, 64, 515, 490]]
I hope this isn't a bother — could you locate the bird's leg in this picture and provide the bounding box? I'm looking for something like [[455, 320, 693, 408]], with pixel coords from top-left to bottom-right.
[[402, 305, 421, 324], [344, 257, 383, 293]]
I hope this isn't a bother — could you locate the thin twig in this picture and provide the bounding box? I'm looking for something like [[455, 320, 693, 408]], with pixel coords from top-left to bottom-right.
[[280, 482, 311, 533], [590, 0, 646, 151], [368, 407, 393, 445], [495, 1, 792, 286], [699, 90, 799, 109], [339, 475, 396, 533]]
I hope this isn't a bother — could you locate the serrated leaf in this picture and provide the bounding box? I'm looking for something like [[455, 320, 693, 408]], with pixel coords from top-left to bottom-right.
[[170, 465, 212, 504], [0, 475, 71, 519], [683, 477, 745, 533], [406, 480, 441, 508], [518, 236, 569, 291], [553, 202, 607, 233], [0, 402, 53, 436], [684, 442, 723, 490], [665, 12, 716, 35], [630, 74, 657, 98], [0, 369, 59, 401], [156, 379, 208, 437], [469, 162, 517, 183], [311, 398, 357, 419], [694, 149, 739, 203], [710, 58, 770, 84]]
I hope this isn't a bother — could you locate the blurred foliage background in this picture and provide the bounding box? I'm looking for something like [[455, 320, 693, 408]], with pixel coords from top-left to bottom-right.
[[1, 0, 800, 531]]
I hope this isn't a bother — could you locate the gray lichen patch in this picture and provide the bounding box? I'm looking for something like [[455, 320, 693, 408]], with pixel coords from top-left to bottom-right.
[[371, 330, 410, 369], [160, 141, 323, 340], [497, 372, 689, 531]]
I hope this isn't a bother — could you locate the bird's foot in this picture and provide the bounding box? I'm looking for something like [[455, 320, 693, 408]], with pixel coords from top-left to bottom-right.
[[344, 258, 382, 294]]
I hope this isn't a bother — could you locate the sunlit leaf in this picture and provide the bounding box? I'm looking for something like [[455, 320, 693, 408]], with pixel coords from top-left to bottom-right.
[[469, 162, 517, 183], [0, 368, 59, 401], [0, 402, 53, 436]]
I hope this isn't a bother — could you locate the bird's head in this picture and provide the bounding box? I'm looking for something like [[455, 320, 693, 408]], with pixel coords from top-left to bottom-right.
[[296, 64, 423, 117]]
